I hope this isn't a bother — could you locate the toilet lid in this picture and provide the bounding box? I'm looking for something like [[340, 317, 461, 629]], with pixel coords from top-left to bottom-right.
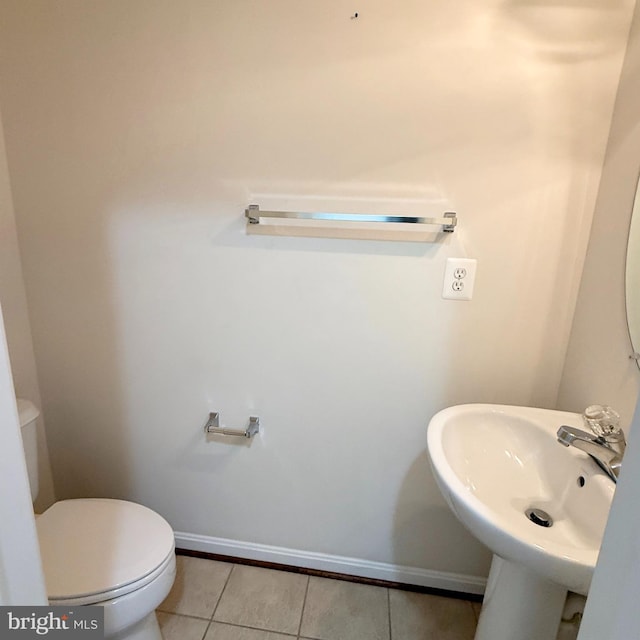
[[37, 499, 175, 600]]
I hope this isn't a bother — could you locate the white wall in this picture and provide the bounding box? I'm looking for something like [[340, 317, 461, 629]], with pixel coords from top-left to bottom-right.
[[0, 0, 634, 585], [0, 104, 55, 512], [557, 1, 640, 428]]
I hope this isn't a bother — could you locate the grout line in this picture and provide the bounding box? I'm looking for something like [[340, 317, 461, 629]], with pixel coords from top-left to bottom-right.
[[199, 619, 211, 640], [156, 611, 212, 623], [199, 563, 236, 639], [211, 563, 236, 620], [154, 611, 214, 640], [156, 609, 209, 620], [200, 617, 213, 640], [201, 620, 298, 637], [297, 574, 311, 638], [387, 587, 392, 640]]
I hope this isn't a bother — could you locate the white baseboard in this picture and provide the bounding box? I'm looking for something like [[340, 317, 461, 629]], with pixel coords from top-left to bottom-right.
[[174, 531, 486, 595]]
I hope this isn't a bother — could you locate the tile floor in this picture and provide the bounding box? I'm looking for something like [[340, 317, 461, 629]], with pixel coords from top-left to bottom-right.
[[158, 555, 481, 640]]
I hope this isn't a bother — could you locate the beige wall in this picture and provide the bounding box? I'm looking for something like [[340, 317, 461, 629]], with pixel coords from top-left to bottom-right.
[[0, 0, 634, 585], [564, 11, 640, 636], [0, 109, 54, 512], [557, 3, 640, 431], [0, 307, 47, 605]]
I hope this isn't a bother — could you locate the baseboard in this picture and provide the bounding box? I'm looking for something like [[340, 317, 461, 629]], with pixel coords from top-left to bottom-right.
[[174, 531, 486, 596]]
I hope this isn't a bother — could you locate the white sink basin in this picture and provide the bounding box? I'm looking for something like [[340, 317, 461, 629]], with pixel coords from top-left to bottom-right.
[[427, 404, 616, 640]]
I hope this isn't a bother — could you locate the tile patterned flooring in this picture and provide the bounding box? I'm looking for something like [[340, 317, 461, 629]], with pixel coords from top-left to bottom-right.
[[158, 555, 481, 640]]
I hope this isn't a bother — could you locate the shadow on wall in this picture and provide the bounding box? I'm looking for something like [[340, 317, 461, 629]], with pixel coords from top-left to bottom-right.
[[392, 452, 492, 580], [498, 0, 634, 62], [34, 208, 137, 503], [556, 34, 640, 421]]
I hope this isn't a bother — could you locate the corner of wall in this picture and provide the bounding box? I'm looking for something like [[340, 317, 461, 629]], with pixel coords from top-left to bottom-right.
[[557, 1, 640, 430], [0, 106, 56, 510]]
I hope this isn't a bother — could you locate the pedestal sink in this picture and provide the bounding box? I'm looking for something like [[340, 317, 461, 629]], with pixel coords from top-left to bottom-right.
[[427, 404, 615, 640]]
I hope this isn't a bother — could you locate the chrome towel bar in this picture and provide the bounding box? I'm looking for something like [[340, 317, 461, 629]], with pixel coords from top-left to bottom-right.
[[204, 412, 260, 439], [244, 204, 457, 241]]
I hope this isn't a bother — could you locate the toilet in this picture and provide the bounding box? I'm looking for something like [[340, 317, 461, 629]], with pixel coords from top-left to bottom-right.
[[18, 399, 176, 640]]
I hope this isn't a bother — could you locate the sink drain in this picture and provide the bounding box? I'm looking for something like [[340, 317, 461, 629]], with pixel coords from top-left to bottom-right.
[[525, 508, 553, 528]]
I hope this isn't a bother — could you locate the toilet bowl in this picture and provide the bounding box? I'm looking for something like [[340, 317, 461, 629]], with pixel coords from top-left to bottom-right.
[[18, 400, 176, 640]]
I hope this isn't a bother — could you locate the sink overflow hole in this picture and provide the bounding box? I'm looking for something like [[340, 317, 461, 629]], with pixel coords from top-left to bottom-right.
[[578, 476, 586, 487], [525, 508, 553, 528]]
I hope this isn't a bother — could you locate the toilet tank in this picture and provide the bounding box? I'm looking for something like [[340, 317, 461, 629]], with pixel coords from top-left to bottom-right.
[[17, 399, 40, 502]]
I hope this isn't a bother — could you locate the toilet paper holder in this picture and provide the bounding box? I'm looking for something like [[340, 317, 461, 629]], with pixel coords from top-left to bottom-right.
[[204, 412, 260, 439]]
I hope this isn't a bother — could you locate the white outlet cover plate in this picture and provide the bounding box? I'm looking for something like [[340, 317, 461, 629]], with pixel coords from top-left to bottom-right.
[[442, 258, 477, 300]]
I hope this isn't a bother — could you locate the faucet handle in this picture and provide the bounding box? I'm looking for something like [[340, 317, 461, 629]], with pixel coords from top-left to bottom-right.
[[583, 405, 621, 436]]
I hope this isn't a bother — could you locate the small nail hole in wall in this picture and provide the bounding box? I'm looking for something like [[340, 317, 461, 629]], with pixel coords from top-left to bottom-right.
[[351, 12, 359, 19], [578, 476, 586, 487]]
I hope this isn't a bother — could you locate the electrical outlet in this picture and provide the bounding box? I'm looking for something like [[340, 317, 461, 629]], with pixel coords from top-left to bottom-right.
[[453, 267, 467, 279], [442, 258, 477, 300]]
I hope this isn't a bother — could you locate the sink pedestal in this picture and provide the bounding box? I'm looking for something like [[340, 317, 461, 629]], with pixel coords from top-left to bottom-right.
[[476, 555, 567, 640]]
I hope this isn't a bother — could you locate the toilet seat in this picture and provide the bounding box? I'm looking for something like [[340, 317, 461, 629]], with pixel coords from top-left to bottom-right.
[[48, 552, 175, 607], [37, 498, 175, 603]]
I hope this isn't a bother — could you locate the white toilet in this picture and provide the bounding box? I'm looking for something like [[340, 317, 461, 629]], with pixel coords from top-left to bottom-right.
[[18, 399, 176, 640]]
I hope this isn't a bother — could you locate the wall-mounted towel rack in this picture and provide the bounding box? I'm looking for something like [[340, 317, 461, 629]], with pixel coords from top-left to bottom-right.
[[244, 204, 457, 242]]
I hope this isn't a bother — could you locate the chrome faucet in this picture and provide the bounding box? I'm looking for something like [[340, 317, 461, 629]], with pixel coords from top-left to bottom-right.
[[557, 425, 625, 483]]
